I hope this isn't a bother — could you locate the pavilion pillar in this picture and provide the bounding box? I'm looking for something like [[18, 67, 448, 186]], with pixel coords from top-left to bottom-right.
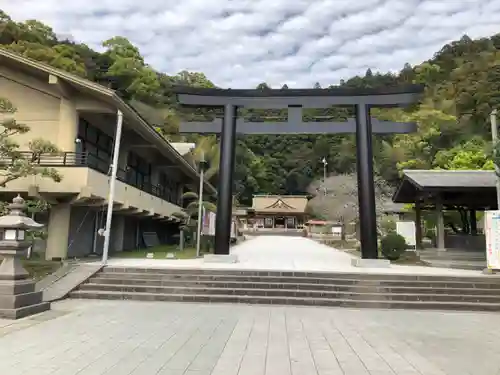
[[214, 104, 237, 255], [470, 209, 477, 235], [355, 104, 378, 259], [415, 199, 423, 250], [435, 196, 446, 250]]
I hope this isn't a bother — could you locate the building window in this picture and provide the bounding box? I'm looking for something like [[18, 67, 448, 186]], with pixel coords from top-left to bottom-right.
[[158, 173, 181, 205], [78, 119, 114, 173], [127, 152, 151, 189]]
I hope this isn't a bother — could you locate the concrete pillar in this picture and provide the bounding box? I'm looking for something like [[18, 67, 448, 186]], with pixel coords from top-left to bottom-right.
[[58, 98, 79, 152], [111, 215, 125, 252], [45, 204, 71, 260], [415, 200, 423, 250], [435, 197, 445, 250]]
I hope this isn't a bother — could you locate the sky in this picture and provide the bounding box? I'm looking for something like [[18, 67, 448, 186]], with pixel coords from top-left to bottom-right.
[[1, 0, 499, 88]]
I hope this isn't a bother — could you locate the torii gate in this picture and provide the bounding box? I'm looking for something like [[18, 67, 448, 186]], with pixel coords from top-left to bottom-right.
[[176, 85, 423, 260]]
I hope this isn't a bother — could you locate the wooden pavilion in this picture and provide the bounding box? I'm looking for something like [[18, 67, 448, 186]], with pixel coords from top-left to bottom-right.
[[393, 169, 497, 251]]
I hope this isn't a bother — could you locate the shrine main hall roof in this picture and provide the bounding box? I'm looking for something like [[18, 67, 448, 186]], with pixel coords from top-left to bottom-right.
[[251, 195, 309, 214]]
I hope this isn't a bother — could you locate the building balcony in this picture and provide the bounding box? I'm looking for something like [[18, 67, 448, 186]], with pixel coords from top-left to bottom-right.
[[0, 151, 184, 218]]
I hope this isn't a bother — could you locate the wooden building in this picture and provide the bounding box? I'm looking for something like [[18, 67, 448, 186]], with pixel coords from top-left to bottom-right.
[[236, 195, 310, 231]]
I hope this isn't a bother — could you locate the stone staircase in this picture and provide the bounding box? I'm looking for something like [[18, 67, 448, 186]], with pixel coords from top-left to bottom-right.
[[418, 249, 486, 271], [70, 267, 500, 312]]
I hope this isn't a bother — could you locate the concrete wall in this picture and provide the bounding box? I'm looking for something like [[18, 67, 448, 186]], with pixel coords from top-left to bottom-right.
[[0, 68, 62, 147], [123, 216, 139, 251], [67, 206, 97, 258]]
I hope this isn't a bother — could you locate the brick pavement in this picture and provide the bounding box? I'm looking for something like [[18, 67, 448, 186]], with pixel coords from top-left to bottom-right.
[[0, 299, 499, 375]]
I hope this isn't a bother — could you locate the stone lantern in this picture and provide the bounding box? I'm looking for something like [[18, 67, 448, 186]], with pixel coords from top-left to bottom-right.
[[0, 195, 50, 319]]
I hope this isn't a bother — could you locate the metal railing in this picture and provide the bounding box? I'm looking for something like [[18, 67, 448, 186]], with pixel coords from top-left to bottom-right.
[[0, 151, 180, 204]]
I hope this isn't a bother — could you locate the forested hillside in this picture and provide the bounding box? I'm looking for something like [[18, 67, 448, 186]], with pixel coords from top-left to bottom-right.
[[1, 10, 498, 205]]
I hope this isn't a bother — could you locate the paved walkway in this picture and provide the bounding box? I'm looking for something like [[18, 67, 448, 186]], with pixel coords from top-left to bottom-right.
[[106, 236, 486, 277], [0, 299, 499, 375]]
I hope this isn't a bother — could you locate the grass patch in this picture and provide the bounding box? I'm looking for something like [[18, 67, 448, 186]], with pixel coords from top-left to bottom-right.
[[0, 253, 63, 281], [23, 260, 62, 280], [112, 245, 201, 260], [391, 251, 427, 266], [322, 239, 358, 249]]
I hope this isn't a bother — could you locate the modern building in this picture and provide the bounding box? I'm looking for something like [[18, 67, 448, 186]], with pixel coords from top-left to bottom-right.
[[236, 195, 310, 231], [0, 49, 216, 260]]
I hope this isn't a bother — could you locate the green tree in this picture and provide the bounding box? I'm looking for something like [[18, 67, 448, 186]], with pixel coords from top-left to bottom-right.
[[102, 36, 160, 101]]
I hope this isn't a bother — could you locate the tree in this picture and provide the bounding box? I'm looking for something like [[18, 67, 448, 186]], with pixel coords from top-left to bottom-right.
[[190, 136, 220, 181], [102, 36, 160, 101], [0, 98, 61, 187], [306, 173, 392, 239], [173, 71, 215, 88], [172, 191, 217, 248]]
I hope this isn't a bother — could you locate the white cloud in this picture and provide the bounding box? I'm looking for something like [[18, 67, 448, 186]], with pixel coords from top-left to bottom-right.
[[1, 0, 498, 88]]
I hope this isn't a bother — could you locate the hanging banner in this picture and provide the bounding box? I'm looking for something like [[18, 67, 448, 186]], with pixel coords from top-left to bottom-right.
[[208, 212, 216, 236], [485, 210, 500, 269]]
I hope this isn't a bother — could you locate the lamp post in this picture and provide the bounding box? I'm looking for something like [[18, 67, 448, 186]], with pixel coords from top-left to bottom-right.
[[196, 152, 209, 257], [321, 158, 328, 196], [0, 195, 49, 319]]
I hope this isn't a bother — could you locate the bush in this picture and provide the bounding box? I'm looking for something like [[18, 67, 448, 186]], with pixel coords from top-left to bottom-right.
[[379, 217, 397, 235], [380, 232, 407, 261]]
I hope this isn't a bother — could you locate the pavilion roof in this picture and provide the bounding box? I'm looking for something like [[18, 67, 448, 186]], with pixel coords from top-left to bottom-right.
[[173, 84, 424, 98], [393, 170, 498, 209]]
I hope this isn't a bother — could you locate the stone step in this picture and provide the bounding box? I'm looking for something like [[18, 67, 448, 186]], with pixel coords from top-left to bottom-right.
[[94, 272, 500, 289], [102, 267, 497, 283], [422, 260, 486, 271], [69, 290, 500, 312], [88, 277, 500, 295], [419, 254, 486, 262], [0, 302, 50, 319], [80, 283, 500, 303]]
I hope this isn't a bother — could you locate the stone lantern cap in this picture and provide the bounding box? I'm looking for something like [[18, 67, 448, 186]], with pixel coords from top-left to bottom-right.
[[0, 195, 44, 230]]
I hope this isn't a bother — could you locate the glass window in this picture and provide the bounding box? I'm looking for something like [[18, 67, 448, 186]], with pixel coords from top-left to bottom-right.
[[97, 149, 110, 162], [86, 127, 98, 144], [98, 135, 111, 151], [85, 143, 97, 156]]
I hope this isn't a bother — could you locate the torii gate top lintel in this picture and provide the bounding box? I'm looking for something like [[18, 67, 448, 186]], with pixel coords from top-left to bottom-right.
[[174, 84, 424, 109]]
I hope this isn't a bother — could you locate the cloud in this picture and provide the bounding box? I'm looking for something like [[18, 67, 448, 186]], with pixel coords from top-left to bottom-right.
[[1, 0, 498, 88]]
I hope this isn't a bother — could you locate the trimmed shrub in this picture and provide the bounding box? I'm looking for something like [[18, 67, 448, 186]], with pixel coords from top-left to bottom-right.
[[380, 232, 407, 261]]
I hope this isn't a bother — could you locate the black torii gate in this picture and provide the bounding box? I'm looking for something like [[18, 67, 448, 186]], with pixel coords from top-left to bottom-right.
[[175, 85, 423, 259]]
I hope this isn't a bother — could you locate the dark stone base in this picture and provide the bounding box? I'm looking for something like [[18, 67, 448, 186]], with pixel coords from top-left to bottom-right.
[[0, 278, 51, 319], [0, 302, 50, 319]]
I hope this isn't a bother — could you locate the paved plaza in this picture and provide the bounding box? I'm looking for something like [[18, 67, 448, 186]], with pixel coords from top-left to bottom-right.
[[0, 299, 499, 375], [106, 236, 484, 277]]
